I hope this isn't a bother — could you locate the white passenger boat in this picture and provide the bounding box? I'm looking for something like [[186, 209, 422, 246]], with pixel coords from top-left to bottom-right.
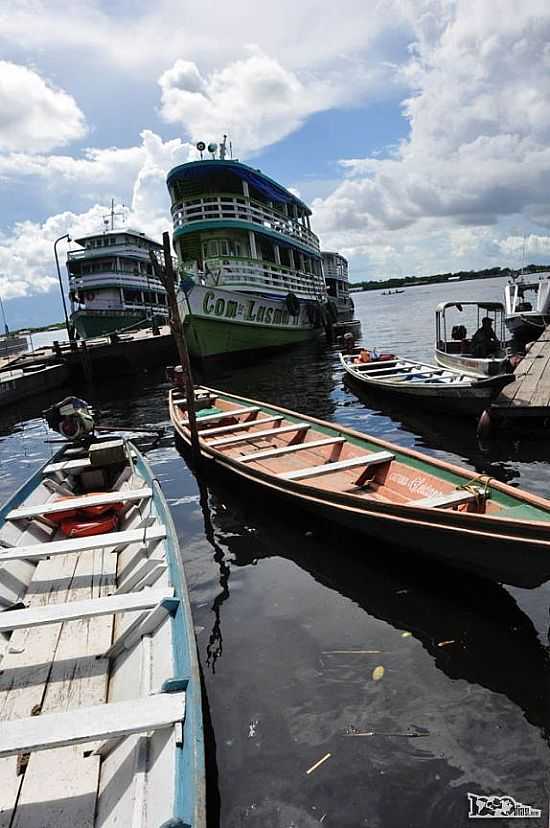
[[504, 271, 550, 342], [322, 251, 355, 321], [435, 301, 510, 377], [340, 351, 514, 415], [166, 137, 328, 359], [0, 407, 205, 827], [67, 205, 169, 339]]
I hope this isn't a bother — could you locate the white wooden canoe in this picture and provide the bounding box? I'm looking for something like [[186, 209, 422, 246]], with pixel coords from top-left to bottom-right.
[[339, 352, 514, 415], [0, 440, 205, 827]]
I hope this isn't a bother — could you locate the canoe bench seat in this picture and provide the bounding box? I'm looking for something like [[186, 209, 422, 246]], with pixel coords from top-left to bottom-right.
[[185, 406, 260, 427], [0, 692, 186, 759], [6, 487, 152, 521], [411, 490, 481, 509], [280, 451, 394, 483]]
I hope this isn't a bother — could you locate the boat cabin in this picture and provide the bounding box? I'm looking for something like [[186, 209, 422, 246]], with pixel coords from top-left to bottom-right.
[[435, 301, 509, 377]]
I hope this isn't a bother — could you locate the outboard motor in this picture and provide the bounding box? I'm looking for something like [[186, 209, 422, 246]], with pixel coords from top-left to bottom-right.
[[44, 397, 95, 443]]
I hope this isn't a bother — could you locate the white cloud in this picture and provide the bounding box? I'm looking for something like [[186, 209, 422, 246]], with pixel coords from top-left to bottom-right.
[[0, 61, 86, 152], [0, 130, 194, 300], [313, 0, 550, 276], [158, 49, 386, 155]]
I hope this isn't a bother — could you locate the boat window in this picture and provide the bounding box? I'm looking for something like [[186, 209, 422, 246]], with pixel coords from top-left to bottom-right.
[[220, 240, 230, 256], [207, 240, 219, 257]]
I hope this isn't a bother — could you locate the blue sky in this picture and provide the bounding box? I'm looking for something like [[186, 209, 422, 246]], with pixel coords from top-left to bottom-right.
[[1, 0, 550, 326]]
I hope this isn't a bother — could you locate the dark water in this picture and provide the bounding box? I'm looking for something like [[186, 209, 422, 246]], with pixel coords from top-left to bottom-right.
[[1, 275, 550, 827]]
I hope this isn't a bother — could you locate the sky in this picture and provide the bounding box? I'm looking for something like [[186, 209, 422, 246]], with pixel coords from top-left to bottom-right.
[[2, 0, 550, 326]]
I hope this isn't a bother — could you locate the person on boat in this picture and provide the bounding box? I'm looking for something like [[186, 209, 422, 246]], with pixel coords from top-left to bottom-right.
[[471, 316, 499, 357]]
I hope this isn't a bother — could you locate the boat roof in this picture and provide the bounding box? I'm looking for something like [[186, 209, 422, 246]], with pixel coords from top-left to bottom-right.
[[166, 159, 311, 215], [435, 301, 505, 313], [73, 227, 162, 247]]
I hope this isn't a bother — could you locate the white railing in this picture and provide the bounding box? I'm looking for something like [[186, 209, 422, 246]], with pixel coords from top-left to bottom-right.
[[171, 194, 320, 252], [187, 257, 326, 299], [70, 273, 165, 293], [67, 245, 157, 260]]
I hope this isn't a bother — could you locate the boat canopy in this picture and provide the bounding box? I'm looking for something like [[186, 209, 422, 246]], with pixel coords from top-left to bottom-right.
[[435, 301, 505, 313], [167, 160, 311, 214]]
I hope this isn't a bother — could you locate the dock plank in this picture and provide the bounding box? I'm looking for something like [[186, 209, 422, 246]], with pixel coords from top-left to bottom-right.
[[492, 328, 550, 414]]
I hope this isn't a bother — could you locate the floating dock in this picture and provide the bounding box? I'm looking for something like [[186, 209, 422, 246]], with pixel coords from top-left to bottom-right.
[[488, 325, 550, 425], [0, 326, 176, 386]]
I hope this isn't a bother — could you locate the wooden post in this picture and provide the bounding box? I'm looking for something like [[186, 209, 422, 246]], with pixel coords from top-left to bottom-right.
[[150, 234, 202, 466]]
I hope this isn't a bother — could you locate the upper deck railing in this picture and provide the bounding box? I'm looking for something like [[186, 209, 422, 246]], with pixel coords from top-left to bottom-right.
[[185, 256, 326, 300], [171, 194, 320, 253]]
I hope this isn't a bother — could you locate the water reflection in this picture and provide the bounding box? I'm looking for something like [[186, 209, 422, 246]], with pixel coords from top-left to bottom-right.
[[194, 467, 550, 742]]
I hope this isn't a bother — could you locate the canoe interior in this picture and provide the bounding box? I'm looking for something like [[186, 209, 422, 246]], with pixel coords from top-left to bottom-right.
[[171, 387, 550, 524], [0, 440, 205, 827]]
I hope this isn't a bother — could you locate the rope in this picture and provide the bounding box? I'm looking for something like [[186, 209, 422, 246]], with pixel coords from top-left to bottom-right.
[[457, 473, 493, 504]]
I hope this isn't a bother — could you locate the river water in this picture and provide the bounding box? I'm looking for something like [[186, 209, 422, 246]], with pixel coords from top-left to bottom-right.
[[1, 275, 549, 827]]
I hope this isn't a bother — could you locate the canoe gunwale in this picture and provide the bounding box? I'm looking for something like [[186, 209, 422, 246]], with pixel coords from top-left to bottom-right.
[[173, 387, 550, 515]]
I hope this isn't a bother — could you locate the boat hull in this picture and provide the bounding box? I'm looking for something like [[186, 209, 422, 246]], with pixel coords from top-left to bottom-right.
[[343, 373, 505, 416], [505, 312, 550, 343], [178, 284, 322, 358], [434, 348, 509, 377], [170, 388, 550, 588], [72, 309, 168, 339]]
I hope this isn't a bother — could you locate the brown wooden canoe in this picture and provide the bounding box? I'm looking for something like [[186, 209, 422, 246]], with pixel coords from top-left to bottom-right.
[[169, 385, 550, 587]]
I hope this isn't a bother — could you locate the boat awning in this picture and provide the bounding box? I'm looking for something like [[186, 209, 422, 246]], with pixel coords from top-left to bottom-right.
[[435, 301, 505, 313], [167, 160, 311, 214]]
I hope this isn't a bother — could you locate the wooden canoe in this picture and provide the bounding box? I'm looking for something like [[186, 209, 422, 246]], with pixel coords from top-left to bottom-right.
[[0, 439, 205, 827], [340, 352, 514, 415], [170, 386, 550, 587]]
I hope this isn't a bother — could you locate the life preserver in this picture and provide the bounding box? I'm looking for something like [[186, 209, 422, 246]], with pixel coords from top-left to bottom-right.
[[285, 292, 300, 317], [47, 495, 124, 525], [86, 291, 95, 302], [60, 513, 120, 538]]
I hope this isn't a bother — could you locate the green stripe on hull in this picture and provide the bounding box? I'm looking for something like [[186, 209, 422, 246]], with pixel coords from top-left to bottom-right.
[[184, 315, 319, 358], [72, 311, 166, 339]]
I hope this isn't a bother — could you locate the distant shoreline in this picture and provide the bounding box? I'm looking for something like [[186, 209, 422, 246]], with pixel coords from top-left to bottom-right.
[[349, 265, 550, 293]]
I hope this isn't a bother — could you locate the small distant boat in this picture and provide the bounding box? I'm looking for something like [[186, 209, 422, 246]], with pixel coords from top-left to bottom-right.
[[170, 385, 550, 587], [0, 402, 205, 826], [435, 301, 510, 376], [340, 351, 514, 415], [382, 289, 405, 295], [504, 271, 550, 343]]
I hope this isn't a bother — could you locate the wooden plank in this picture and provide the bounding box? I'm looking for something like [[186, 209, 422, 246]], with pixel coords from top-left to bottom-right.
[[12, 544, 116, 828], [200, 415, 282, 437], [411, 490, 478, 509], [43, 457, 91, 474], [345, 360, 401, 372], [280, 451, 394, 481], [7, 488, 152, 521], [185, 405, 260, 425], [0, 693, 186, 758], [0, 588, 172, 633], [241, 437, 345, 462], [0, 552, 81, 826], [0, 526, 166, 563], [209, 423, 310, 448]]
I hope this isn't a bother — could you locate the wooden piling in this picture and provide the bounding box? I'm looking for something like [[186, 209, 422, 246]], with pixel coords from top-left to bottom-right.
[[150, 235, 202, 466]]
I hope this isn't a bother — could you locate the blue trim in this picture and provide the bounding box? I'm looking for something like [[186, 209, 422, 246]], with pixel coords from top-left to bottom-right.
[[173, 219, 320, 259], [167, 159, 311, 214], [133, 450, 206, 828]]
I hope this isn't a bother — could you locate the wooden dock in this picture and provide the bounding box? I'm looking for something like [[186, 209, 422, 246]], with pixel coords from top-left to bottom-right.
[[490, 325, 550, 423]]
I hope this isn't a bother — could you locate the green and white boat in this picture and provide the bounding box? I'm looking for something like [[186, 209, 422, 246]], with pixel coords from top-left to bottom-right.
[[67, 208, 169, 339], [166, 142, 328, 358]]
